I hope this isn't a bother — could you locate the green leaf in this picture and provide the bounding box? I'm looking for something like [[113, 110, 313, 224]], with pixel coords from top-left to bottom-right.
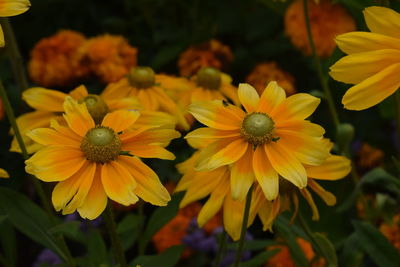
[[241, 249, 280, 267], [227, 239, 277, 251], [117, 214, 143, 250], [131, 245, 184, 267], [140, 192, 182, 252], [0, 219, 16, 266], [312, 233, 338, 267], [0, 187, 68, 261], [353, 220, 400, 267], [339, 233, 363, 267], [86, 229, 109, 266], [360, 168, 400, 197], [150, 44, 185, 70], [274, 218, 309, 267], [48, 221, 81, 241]]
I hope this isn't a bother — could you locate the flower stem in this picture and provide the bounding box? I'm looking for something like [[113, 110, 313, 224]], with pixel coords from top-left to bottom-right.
[[233, 185, 253, 267], [302, 0, 340, 129], [214, 230, 227, 267], [297, 212, 324, 258], [103, 202, 127, 267], [0, 18, 30, 92]]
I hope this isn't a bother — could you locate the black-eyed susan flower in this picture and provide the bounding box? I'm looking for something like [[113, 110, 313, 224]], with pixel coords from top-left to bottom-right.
[[284, 0, 355, 58], [0, 0, 30, 47], [11, 84, 175, 154], [0, 168, 9, 178], [330, 6, 400, 110], [186, 82, 330, 203], [104, 66, 190, 130], [25, 97, 180, 219]]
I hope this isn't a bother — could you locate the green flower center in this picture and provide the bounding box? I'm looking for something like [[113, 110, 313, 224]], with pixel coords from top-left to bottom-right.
[[196, 67, 221, 90], [79, 94, 109, 125], [127, 66, 156, 89], [80, 126, 121, 163], [240, 112, 275, 146]]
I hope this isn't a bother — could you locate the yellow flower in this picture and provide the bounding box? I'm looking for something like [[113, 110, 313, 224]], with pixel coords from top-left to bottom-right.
[[186, 82, 330, 202], [330, 6, 400, 110], [0, 0, 30, 47], [284, 0, 355, 58], [11, 84, 175, 154], [104, 66, 190, 131], [0, 168, 9, 178], [251, 141, 351, 231], [25, 97, 180, 219]]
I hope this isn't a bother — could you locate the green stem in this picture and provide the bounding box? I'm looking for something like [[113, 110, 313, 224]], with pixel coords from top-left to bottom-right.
[[302, 0, 340, 129], [214, 230, 227, 267], [233, 185, 253, 267], [0, 18, 30, 92], [103, 202, 127, 267], [297, 212, 324, 257], [0, 79, 75, 267]]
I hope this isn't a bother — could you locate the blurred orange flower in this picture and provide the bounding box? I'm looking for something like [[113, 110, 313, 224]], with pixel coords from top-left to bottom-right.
[[284, 0, 355, 58], [28, 30, 89, 87], [356, 143, 384, 172], [380, 214, 400, 251], [246, 62, 296, 96], [178, 39, 233, 76]]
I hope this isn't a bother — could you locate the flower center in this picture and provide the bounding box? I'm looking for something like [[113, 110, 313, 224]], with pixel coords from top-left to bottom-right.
[[127, 66, 156, 89], [80, 126, 121, 163], [240, 112, 275, 146], [196, 67, 221, 90], [79, 94, 109, 125]]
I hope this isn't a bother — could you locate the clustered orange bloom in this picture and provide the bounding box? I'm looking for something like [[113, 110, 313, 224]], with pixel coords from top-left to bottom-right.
[[265, 237, 325, 267], [28, 30, 138, 87], [380, 214, 400, 251], [356, 143, 384, 171], [28, 30, 89, 87], [178, 39, 233, 76], [284, 0, 355, 58], [246, 62, 296, 96]]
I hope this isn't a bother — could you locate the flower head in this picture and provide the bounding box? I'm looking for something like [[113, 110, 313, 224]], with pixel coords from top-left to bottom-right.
[[0, 0, 30, 47], [330, 6, 400, 110], [178, 39, 233, 76], [25, 97, 179, 219], [284, 0, 355, 58], [28, 30, 89, 87]]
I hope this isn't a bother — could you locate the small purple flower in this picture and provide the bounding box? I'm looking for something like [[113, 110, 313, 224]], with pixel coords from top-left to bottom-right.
[[33, 249, 62, 267]]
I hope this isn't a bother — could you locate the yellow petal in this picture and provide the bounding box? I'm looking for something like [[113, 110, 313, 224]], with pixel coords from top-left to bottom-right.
[[307, 179, 336, 206], [68, 85, 88, 100], [264, 142, 307, 188], [0, 168, 9, 178], [306, 155, 351, 180], [207, 138, 248, 170], [188, 100, 244, 130], [329, 49, 400, 84], [63, 96, 94, 137], [223, 194, 245, 241], [363, 6, 400, 38], [277, 120, 325, 137], [0, 0, 30, 17], [78, 167, 108, 220], [185, 127, 240, 148], [118, 156, 170, 206], [122, 143, 175, 160], [121, 128, 180, 147], [27, 128, 80, 147], [257, 81, 286, 114], [194, 138, 237, 170], [238, 83, 260, 113], [272, 93, 320, 122], [101, 161, 138, 206], [106, 97, 141, 111], [22, 87, 66, 112], [300, 189, 319, 221], [335, 32, 400, 54], [230, 147, 255, 201], [342, 63, 400, 110], [0, 25, 4, 48], [253, 147, 278, 201], [102, 109, 140, 133]]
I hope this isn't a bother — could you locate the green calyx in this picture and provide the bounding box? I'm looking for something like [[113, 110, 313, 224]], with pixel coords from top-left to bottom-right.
[[240, 112, 275, 146], [127, 66, 156, 89], [80, 126, 121, 163], [79, 94, 109, 125], [196, 67, 221, 90]]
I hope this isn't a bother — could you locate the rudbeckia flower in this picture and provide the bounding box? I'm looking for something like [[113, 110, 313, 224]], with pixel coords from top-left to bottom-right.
[[25, 97, 180, 219], [0, 0, 30, 47], [0, 168, 9, 178], [186, 82, 330, 202], [11, 84, 175, 153], [330, 6, 400, 110]]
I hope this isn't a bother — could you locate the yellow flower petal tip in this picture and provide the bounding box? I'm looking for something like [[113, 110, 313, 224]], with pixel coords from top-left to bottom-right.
[[0, 168, 9, 178]]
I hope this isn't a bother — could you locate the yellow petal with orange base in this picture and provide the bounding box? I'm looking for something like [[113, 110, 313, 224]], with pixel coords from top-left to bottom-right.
[[257, 81, 286, 114], [23, 88, 67, 112], [207, 138, 248, 170], [0, 168, 9, 178], [102, 109, 140, 133], [276, 120, 325, 137], [253, 147, 278, 201], [122, 143, 175, 160], [63, 96, 95, 136], [363, 7, 400, 38], [342, 63, 400, 110], [69, 85, 88, 100], [0, 0, 30, 17], [230, 147, 255, 201], [272, 93, 320, 122], [306, 155, 351, 180], [27, 128, 80, 147], [238, 83, 259, 113], [185, 127, 240, 148], [308, 179, 336, 206], [101, 161, 138, 206], [118, 156, 170, 206], [121, 128, 180, 147]]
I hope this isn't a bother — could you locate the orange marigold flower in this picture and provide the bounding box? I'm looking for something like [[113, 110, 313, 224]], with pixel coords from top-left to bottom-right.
[[266, 237, 325, 267], [28, 30, 89, 87], [380, 214, 400, 251], [77, 34, 138, 83], [178, 39, 233, 76], [284, 0, 355, 58], [356, 143, 384, 171], [246, 62, 296, 96]]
